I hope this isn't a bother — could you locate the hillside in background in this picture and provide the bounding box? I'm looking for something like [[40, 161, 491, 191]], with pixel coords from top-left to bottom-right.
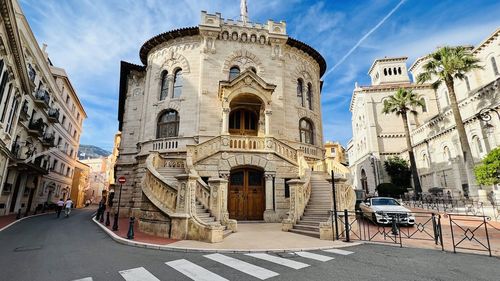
[[78, 145, 111, 160]]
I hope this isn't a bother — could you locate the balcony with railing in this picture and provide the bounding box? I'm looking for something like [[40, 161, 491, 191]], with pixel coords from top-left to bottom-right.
[[10, 142, 21, 159], [41, 133, 56, 147], [27, 118, 46, 137], [34, 89, 50, 108], [47, 108, 60, 123]]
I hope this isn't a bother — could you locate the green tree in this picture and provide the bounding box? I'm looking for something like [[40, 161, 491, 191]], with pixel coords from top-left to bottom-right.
[[474, 147, 500, 186], [382, 89, 424, 193], [383, 156, 412, 189], [417, 46, 483, 195]]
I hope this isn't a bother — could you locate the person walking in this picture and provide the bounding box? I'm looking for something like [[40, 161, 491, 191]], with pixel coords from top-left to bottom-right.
[[64, 198, 73, 217], [56, 198, 64, 218]]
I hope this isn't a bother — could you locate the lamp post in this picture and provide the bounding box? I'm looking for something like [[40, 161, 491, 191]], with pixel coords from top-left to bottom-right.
[[112, 176, 126, 231]]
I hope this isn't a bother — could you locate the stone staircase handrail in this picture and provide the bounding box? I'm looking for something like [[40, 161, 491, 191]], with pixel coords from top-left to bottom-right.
[[282, 153, 312, 229]]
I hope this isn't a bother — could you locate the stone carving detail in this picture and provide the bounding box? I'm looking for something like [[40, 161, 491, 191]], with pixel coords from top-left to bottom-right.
[[152, 51, 191, 79], [178, 183, 186, 209], [222, 50, 265, 75], [164, 160, 185, 168]]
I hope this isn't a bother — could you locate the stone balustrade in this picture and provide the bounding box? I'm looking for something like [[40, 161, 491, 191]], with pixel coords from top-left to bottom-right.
[[282, 161, 312, 231]]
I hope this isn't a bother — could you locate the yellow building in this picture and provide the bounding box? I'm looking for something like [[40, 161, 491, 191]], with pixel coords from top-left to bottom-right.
[[70, 161, 90, 208], [314, 141, 350, 176]]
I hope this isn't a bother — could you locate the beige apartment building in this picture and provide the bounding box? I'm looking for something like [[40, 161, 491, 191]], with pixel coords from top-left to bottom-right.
[[348, 28, 500, 202], [115, 8, 355, 242], [81, 157, 110, 204], [70, 160, 90, 208], [0, 0, 86, 215]]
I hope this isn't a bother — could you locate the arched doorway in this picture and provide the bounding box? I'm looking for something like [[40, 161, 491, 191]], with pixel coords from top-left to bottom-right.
[[229, 94, 262, 136], [228, 167, 265, 220], [360, 169, 368, 193]]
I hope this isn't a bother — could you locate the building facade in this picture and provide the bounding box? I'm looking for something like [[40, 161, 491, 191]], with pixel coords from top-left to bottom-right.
[[115, 10, 336, 241], [70, 160, 90, 208], [0, 0, 86, 215], [348, 28, 500, 202], [81, 157, 110, 204]]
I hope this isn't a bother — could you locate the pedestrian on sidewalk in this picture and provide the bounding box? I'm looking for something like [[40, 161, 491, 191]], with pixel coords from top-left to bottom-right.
[[64, 198, 73, 217], [56, 198, 64, 218]]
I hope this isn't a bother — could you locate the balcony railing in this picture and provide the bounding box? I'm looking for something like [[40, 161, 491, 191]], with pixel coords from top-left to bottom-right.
[[28, 118, 46, 137], [10, 143, 21, 159], [34, 89, 50, 108], [42, 133, 55, 147], [47, 108, 60, 123]]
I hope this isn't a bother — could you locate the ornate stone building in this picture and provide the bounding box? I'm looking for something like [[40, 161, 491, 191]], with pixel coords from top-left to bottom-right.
[[116, 9, 354, 242], [0, 0, 86, 215], [348, 28, 500, 202]]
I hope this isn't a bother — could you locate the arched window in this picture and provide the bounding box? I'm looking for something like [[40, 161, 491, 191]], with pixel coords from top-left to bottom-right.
[[360, 169, 368, 193], [157, 110, 179, 138], [229, 66, 240, 81], [388, 68, 392, 75], [491, 56, 499, 76], [160, 71, 168, 100], [422, 153, 429, 168], [299, 118, 314, 144], [383, 68, 387, 76], [398, 67, 402, 75], [443, 146, 452, 163], [306, 83, 313, 110], [393, 67, 397, 75], [472, 135, 484, 156], [297, 79, 304, 107], [420, 98, 427, 112], [173, 69, 183, 98]]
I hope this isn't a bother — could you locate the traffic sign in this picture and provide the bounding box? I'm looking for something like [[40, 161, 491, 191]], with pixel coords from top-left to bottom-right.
[[118, 176, 126, 184]]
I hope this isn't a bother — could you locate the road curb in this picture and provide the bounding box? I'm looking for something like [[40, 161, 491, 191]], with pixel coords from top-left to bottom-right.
[[0, 212, 53, 232], [92, 217, 362, 253]]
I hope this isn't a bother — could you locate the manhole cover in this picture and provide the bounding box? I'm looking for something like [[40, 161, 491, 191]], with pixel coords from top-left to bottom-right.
[[14, 246, 43, 252], [276, 252, 298, 258]]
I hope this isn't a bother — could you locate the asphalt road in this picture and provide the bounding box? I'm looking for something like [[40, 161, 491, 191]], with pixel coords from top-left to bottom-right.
[[0, 208, 499, 281]]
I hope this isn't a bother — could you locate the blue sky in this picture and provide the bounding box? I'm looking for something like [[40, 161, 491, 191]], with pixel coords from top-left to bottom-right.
[[19, 0, 500, 151]]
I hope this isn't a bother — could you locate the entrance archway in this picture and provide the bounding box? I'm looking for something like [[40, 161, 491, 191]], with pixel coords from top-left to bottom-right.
[[228, 167, 265, 220]]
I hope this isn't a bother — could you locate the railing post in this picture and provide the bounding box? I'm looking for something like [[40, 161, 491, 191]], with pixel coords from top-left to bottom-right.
[[331, 171, 339, 240], [344, 209, 350, 242], [483, 216, 492, 257]]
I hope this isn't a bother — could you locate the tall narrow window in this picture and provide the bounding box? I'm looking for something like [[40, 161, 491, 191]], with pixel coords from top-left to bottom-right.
[[6, 97, 19, 134], [229, 66, 240, 81], [420, 98, 427, 112], [491, 57, 499, 76], [299, 118, 314, 145], [173, 69, 183, 98], [157, 110, 179, 138], [306, 83, 313, 110], [472, 136, 484, 156], [297, 79, 304, 107], [443, 146, 452, 163], [0, 70, 9, 103], [0, 84, 13, 122], [443, 90, 450, 106], [464, 76, 471, 92], [160, 71, 168, 100]]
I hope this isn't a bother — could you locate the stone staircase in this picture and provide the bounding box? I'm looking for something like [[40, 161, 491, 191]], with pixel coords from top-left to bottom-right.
[[156, 165, 232, 238], [289, 172, 332, 238]]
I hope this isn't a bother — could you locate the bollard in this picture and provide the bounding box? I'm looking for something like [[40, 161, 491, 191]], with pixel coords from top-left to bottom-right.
[[112, 213, 119, 231], [127, 217, 135, 240], [391, 215, 399, 236], [16, 209, 22, 220], [105, 211, 110, 226], [96, 209, 101, 221]]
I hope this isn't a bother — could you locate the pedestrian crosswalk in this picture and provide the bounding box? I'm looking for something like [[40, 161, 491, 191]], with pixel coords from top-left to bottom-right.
[[71, 248, 355, 281]]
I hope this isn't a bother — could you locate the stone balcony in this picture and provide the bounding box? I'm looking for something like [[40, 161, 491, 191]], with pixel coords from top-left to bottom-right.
[[34, 89, 50, 109], [18, 101, 29, 122], [27, 118, 46, 137], [47, 108, 60, 123], [41, 133, 56, 147]]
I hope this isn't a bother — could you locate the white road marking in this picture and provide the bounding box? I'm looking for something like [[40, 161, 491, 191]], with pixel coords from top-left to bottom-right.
[[119, 267, 160, 281], [294, 251, 334, 262], [245, 253, 310, 269], [204, 253, 279, 280], [71, 278, 93, 281], [166, 259, 229, 281], [323, 249, 354, 255]]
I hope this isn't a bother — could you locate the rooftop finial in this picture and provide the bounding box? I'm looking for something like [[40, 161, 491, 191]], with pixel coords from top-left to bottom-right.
[[240, 0, 248, 24]]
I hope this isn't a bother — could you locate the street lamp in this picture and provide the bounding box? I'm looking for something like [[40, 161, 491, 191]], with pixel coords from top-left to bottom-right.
[[478, 107, 500, 125]]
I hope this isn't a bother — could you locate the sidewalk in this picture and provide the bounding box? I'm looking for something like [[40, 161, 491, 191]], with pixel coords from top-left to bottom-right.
[[0, 211, 53, 231], [93, 217, 357, 253]]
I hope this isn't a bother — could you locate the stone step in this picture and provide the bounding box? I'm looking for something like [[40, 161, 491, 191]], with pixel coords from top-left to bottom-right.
[[303, 211, 330, 216], [300, 215, 330, 221], [223, 229, 233, 238], [200, 217, 216, 223], [294, 224, 320, 231], [297, 220, 320, 226], [289, 228, 320, 238], [197, 212, 210, 218]]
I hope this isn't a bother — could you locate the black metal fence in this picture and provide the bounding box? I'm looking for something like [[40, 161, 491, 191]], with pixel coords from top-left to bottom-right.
[[334, 209, 499, 257]]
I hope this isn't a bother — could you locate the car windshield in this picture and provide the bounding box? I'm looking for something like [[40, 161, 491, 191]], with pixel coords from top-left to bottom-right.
[[371, 198, 400, 206]]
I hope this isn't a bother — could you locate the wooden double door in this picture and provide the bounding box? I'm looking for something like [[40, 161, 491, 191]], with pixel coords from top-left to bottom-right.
[[228, 168, 265, 220]]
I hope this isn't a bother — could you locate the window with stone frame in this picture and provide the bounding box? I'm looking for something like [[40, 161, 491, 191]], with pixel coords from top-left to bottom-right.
[[157, 110, 180, 138], [472, 135, 484, 156], [299, 118, 314, 145], [420, 98, 427, 112], [173, 69, 183, 98], [306, 83, 313, 110], [297, 79, 304, 107], [160, 71, 169, 100], [229, 66, 240, 81]]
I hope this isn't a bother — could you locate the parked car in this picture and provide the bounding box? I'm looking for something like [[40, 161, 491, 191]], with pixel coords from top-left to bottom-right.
[[359, 197, 415, 226]]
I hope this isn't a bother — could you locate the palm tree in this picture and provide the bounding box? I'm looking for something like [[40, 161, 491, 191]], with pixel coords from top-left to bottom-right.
[[416, 46, 483, 196], [382, 88, 424, 194]]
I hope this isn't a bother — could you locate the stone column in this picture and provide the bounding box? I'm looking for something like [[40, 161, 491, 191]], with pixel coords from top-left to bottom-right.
[[167, 74, 175, 99], [221, 108, 230, 135], [208, 177, 228, 221], [263, 173, 276, 222], [265, 110, 272, 136]]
